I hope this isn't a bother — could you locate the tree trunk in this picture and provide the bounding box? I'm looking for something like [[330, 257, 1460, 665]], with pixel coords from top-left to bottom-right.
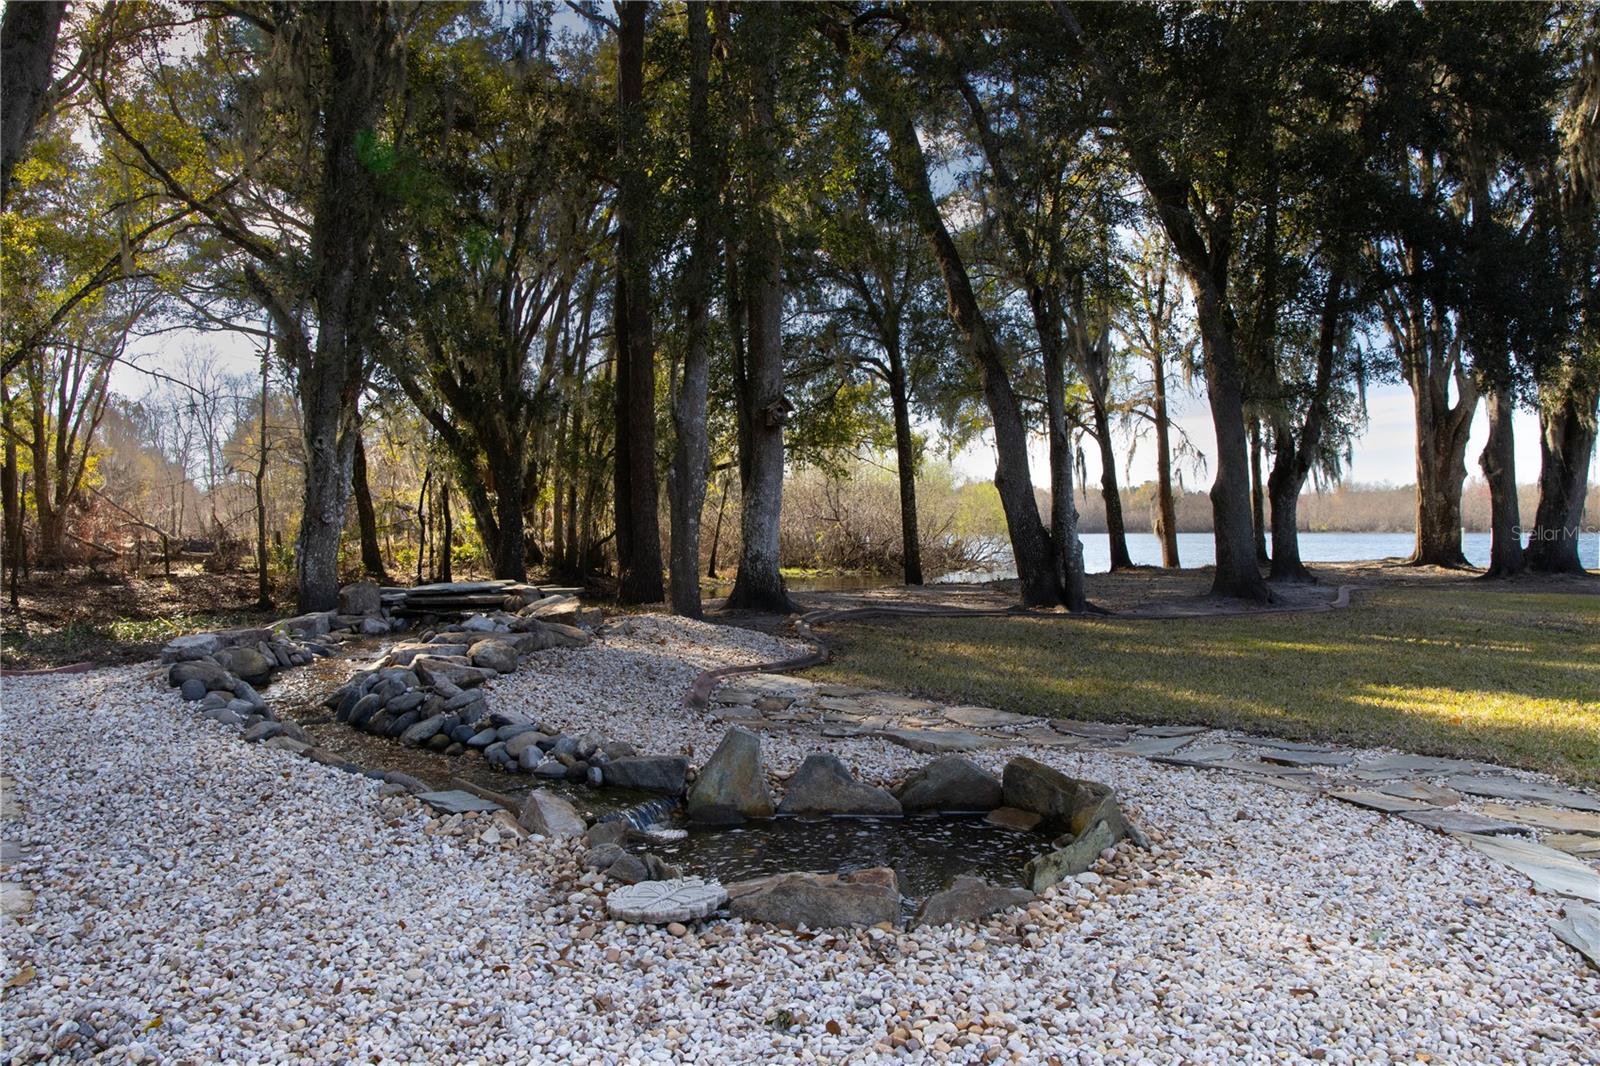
[[1090, 396, 1133, 571], [888, 340, 925, 586], [487, 451, 527, 581], [726, 4, 793, 613], [1405, 338, 1478, 568], [865, 70, 1061, 607], [707, 471, 730, 579], [1191, 281, 1271, 600], [612, 0, 664, 604], [1249, 419, 1270, 565], [1, 377, 20, 573], [1050, 1, 1270, 602], [351, 429, 386, 582], [438, 479, 453, 583], [668, 0, 714, 618], [1043, 337, 1086, 609], [1151, 346, 1180, 567], [1479, 381, 1525, 577], [1526, 378, 1596, 573], [255, 330, 271, 608], [288, 5, 395, 612], [0, 0, 63, 206]]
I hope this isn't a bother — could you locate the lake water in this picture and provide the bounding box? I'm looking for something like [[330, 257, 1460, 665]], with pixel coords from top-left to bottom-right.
[[933, 530, 1600, 583]]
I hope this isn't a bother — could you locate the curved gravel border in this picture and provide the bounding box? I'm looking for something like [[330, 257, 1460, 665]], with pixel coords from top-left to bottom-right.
[[3, 614, 1597, 1064]]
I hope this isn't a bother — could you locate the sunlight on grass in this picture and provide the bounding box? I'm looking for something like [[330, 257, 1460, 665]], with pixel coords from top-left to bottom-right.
[[815, 587, 1600, 785]]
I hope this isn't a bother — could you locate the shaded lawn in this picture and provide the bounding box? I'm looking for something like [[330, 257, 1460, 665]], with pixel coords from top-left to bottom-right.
[[811, 587, 1600, 786]]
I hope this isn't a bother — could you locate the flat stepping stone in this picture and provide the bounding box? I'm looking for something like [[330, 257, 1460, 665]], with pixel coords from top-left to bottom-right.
[[1251, 737, 1344, 752], [1374, 780, 1460, 806], [814, 696, 870, 714], [1444, 776, 1600, 813], [1150, 744, 1240, 768], [1398, 809, 1534, 836], [1547, 833, 1600, 859], [607, 878, 728, 923], [1478, 802, 1600, 836], [874, 728, 998, 754], [1452, 833, 1600, 903], [1260, 749, 1355, 769], [1327, 789, 1440, 815], [1134, 725, 1209, 738], [943, 706, 1040, 729], [1185, 758, 1319, 779], [1350, 754, 1483, 780], [1111, 735, 1197, 758], [1008, 727, 1084, 748], [1050, 720, 1130, 742], [406, 581, 513, 594], [1553, 903, 1600, 971], [861, 694, 941, 715], [417, 790, 504, 815]]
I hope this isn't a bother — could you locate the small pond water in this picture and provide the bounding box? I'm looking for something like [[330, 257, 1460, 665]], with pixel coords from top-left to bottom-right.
[[632, 814, 1053, 908]]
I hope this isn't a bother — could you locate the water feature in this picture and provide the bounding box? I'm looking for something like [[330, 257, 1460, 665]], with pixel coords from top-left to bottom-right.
[[628, 813, 1054, 911], [260, 636, 650, 822]]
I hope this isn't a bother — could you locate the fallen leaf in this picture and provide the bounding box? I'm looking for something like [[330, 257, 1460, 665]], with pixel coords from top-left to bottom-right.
[[4, 966, 35, 990]]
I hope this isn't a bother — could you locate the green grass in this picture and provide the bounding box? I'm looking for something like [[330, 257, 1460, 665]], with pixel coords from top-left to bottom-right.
[[812, 587, 1600, 786]]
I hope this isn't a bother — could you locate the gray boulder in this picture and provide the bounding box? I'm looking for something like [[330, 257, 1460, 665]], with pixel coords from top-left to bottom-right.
[[214, 646, 273, 684], [727, 867, 902, 929], [202, 707, 244, 727], [400, 714, 446, 747], [338, 581, 382, 615], [518, 790, 586, 838], [914, 876, 1032, 927], [179, 678, 209, 701], [895, 756, 1004, 813], [162, 633, 220, 663], [347, 693, 384, 730], [777, 754, 901, 817], [242, 721, 286, 743], [603, 757, 689, 794], [168, 659, 232, 692], [1002, 756, 1129, 838], [469, 639, 519, 674], [686, 728, 775, 823]]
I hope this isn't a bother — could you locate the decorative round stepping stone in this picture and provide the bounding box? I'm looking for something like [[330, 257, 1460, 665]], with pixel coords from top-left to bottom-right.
[[607, 877, 727, 924]]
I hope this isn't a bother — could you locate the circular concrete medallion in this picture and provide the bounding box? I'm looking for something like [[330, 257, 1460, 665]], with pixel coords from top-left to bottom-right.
[[606, 877, 728, 923]]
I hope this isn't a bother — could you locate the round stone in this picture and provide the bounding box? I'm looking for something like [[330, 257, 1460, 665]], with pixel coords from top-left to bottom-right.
[[179, 678, 208, 701], [605, 877, 727, 924]]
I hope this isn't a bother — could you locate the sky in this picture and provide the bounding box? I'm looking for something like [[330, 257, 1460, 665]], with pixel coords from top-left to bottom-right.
[[113, 328, 1571, 495]]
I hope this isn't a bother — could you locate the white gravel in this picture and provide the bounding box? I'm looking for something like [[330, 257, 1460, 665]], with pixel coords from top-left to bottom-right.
[[2, 614, 1597, 1064]]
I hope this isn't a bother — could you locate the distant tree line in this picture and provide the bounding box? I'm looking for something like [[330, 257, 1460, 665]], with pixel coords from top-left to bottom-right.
[[2, 2, 1595, 613]]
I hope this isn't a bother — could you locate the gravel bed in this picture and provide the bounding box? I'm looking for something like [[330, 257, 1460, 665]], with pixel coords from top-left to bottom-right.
[[2, 615, 1597, 1064]]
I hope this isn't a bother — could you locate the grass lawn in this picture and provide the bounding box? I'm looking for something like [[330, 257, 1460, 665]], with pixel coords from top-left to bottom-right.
[[811, 586, 1600, 786]]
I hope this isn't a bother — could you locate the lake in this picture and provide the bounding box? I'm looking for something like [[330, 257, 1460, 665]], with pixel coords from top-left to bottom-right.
[[932, 530, 1600, 583]]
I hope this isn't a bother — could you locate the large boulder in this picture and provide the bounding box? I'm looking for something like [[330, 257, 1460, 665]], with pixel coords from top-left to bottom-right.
[[411, 656, 495, 689], [914, 876, 1033, 928], [727, 867, 902, 929], [213, 646, 273, 685], [469, 639, 519, 674], [894, 756, 1003, 813], [1001, 756, 1128, 837], [338, 581, 382, 615], [161, 633, 220, 663], [168, 659, 233, 692], [603, 757, 690, 795], [686, 728, 774, 823], [518, 790, 586, 839], [276, 612, 335, 639], [777, 754, 901, 817]]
